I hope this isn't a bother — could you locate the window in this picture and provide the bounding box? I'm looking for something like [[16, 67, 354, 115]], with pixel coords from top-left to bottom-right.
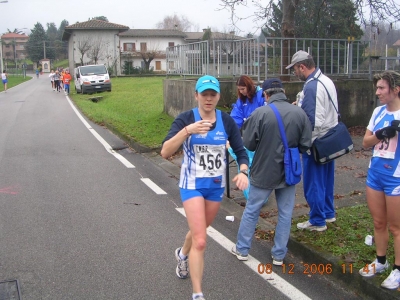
[[168, 42, 174, 48], [155, 61, 161, 70], [140, 42, 147, 52], [123, 43, 136, 51]]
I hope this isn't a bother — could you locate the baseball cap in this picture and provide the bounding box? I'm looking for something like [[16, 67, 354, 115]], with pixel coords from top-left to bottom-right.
[[285, 50, 312, 69], [262, 78, 283, 92], [196, 75, 220, 93]]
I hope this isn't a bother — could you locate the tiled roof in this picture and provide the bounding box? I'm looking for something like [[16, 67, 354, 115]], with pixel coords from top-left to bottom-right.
[[393, 39, 400, 47], [212, 32, 244, 40], [119, 29, 187, 38], [184, 31, 244, 42], [65, 19, 129, 30], [184, 32, 204, 41], [1, 33, 28, 39]]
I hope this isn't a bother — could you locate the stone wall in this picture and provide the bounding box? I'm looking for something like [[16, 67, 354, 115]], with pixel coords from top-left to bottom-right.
[[163, 78, 376, 128]]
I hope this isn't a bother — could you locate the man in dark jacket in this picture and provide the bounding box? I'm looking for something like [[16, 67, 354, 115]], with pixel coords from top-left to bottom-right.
[[231, 78, 312, 265]]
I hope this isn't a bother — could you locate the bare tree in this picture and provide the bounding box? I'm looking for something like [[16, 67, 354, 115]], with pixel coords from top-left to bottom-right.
[[138, 41, 163, 71], [212, 28, 238, 59], [156, 14, 193, 31], [87, 37, 105, 65], [76, 36, 92, 66]]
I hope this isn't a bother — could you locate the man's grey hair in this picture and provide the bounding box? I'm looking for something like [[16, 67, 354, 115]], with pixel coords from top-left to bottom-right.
[[265, 87, 285, 96]]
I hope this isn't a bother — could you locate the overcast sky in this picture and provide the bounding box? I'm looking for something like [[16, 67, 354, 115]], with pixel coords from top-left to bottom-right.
[[0, 0, 262, 36]]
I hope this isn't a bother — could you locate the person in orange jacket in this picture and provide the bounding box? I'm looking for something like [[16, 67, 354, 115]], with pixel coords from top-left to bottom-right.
[[63, 69, 72, 95]]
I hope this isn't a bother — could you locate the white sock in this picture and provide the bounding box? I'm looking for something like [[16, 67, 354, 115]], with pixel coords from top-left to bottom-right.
[[179, 249, 187, 260], [192, 292, 203, 299]]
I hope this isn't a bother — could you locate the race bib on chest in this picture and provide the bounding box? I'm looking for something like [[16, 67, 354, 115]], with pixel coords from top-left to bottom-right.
[[194, 144, 225, 177], [373, 134, 398, 159]]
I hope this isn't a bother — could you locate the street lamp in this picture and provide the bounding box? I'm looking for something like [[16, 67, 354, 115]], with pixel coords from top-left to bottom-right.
[[0, 0, 8, 72]]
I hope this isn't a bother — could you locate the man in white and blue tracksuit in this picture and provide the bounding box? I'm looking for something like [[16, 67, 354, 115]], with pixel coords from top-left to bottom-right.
[[286, 50, 339, 232]]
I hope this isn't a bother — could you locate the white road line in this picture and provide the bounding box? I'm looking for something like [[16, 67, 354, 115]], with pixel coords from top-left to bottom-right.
[[141, 178, 167, 194], [176, 207, 311, 300], [66, 96, 135, 169], [66, 96, 169, 196]]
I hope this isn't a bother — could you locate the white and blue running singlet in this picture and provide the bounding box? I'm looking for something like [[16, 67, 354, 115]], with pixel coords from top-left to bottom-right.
[[368, 105, 400, 177], [179, 108, 228, 189]]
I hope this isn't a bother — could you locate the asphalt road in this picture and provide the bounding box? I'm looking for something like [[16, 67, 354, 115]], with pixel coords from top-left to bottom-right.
[[0, 75, 369, 300]]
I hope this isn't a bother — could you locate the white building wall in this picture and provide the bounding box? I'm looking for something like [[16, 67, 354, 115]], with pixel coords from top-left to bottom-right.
[[119, 36, 185, 72], [68, 30, 121, 75]]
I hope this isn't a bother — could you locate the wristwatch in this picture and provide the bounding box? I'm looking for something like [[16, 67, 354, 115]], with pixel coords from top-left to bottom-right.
[[240, 169, 249, 176]]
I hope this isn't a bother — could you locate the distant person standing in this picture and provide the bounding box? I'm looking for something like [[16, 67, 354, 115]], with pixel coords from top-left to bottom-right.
[[286, 50, 339, 232], [49, 69, 55, 91], [35, 68, 39, 78], [54, 70, 61, 92], [1, 70, 7, 92], [63, 70, 72, 95]]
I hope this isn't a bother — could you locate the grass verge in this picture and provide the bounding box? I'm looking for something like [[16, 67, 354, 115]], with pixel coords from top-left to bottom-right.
[[5, 75, 32, 89], [291, 204, 394, 279], [69, 77, 174, 149]]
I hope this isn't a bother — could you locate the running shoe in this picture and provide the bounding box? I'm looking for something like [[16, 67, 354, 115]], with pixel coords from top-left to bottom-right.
[[175, 247, 189, 279], [358, 259, 389, 277], [231, 245, 248, 261], [271, 255, 283, 266], [381, 269, 400, 289], [297, 220, 327, 231]]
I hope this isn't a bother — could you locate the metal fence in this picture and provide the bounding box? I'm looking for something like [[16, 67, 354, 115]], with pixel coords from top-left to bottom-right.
[[264, 37, 370, 78], [166, 38, 260, 81], [212, 38, 259, 81], [166, 41, 209, 76], [3, 67, 27, 77], [166, 37, 400, 80]]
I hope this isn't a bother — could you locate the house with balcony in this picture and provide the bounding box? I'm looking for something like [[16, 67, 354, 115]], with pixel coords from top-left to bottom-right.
[[1, 32, 29, 65], [118, 29, 188, 74], [118, 29, 246, 75]]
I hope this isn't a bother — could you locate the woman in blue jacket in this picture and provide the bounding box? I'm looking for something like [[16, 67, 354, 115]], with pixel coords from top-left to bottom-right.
[[230, 75, 266, 129]]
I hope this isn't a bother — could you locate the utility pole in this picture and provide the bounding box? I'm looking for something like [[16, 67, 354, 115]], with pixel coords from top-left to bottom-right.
[[0, 38, 3, 72], [43, 40, 46, 59]]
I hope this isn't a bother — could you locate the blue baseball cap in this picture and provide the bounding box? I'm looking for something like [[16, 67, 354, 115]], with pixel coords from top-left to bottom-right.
[[196, 75, 220, 93], [262, 78, 283, 92]]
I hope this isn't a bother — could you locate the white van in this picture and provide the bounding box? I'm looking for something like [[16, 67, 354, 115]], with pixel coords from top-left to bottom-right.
[[74, 64, 111, 94]]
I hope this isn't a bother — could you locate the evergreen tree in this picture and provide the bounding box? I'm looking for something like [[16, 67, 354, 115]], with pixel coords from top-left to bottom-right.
[[26, 22, 48, 63], [57, 20, 69, 59], [264, 0, 363, 39], [45, 22, 57, 60]]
